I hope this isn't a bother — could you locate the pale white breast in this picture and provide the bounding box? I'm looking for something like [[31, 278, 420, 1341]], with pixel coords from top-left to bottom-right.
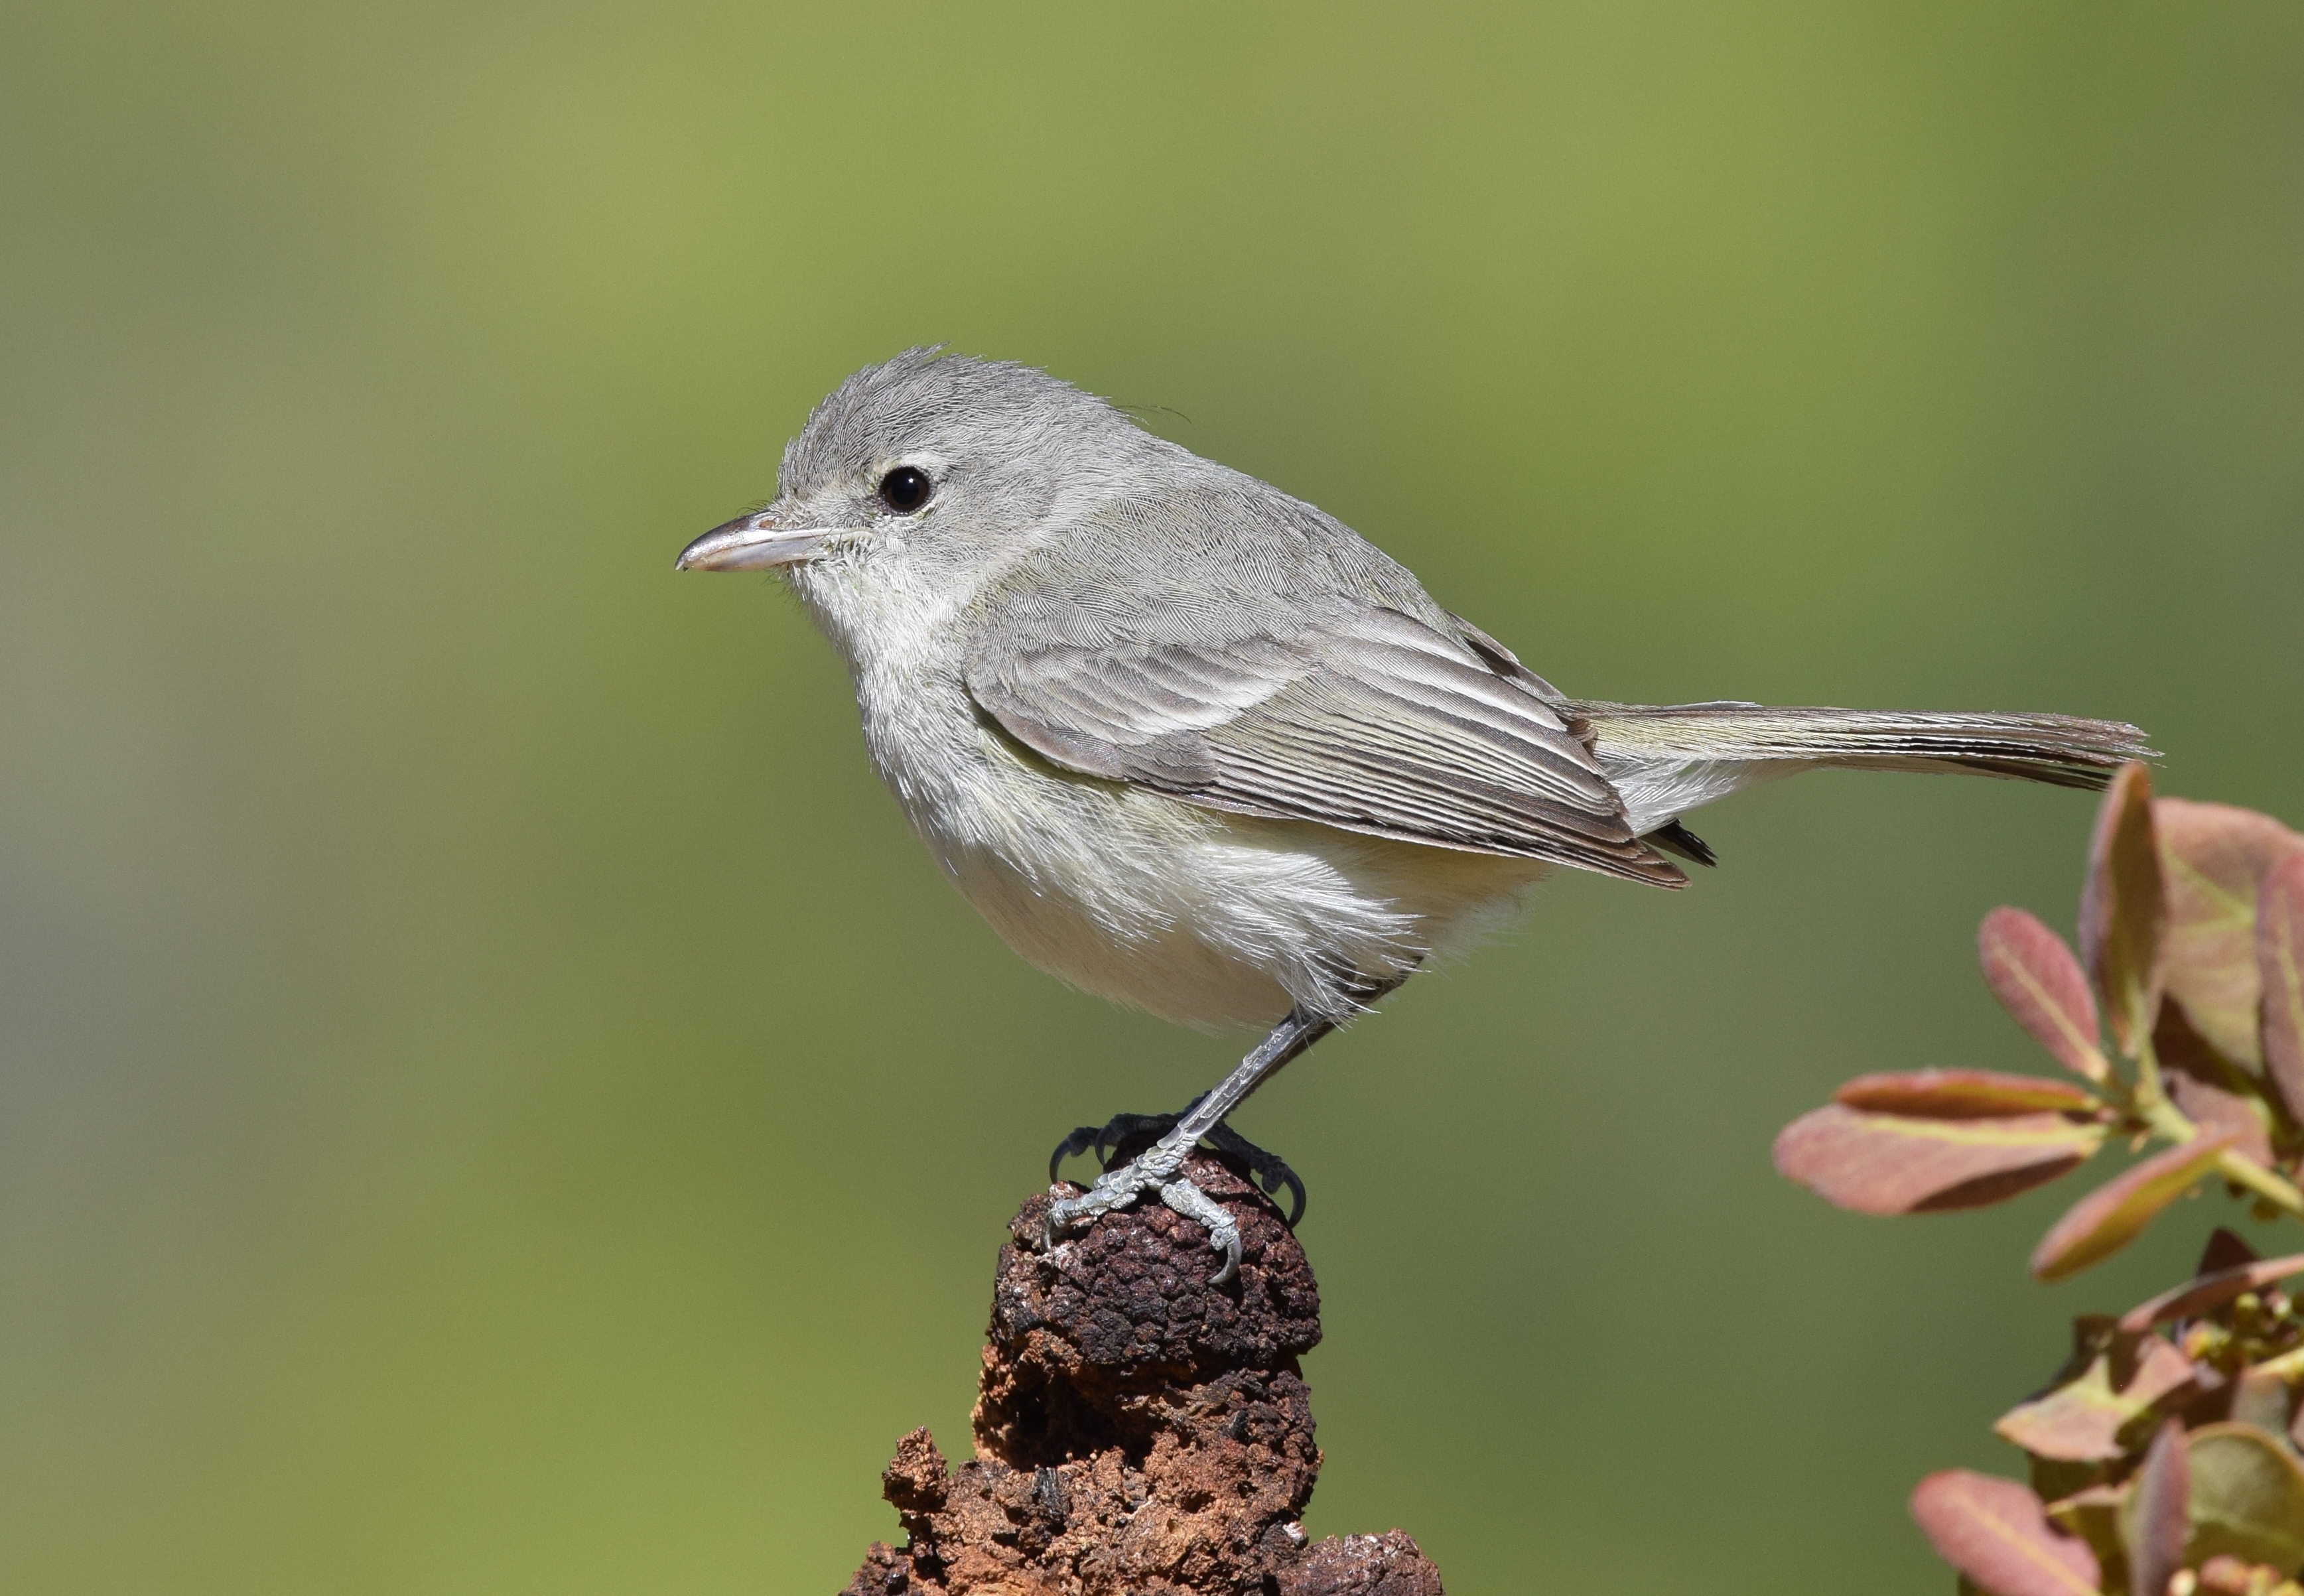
[[788, 550, 1546, 1030]]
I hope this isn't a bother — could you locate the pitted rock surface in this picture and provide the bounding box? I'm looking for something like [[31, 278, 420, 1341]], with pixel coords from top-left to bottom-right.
[[841, 1153, 1443, 1595], [1278, 1533, 1447, 1596], [992, 1157, 1321, 1380]]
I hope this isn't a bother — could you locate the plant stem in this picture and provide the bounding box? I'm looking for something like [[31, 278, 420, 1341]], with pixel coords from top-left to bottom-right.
[[2128, 1029, 2193, 1145], [2132, 1026, 2169, 1116], [2218, 1149, 2304, 1220], [2124, 1028, 2304, 1221]]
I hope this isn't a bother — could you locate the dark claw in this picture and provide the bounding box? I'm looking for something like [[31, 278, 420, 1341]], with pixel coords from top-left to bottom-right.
[[1205, 1122, 1306, 1229], [1048, 1124, 1103, 1186], [1094, 1110, 1182, 1169], [1052, 1112, 1189, 1184], [1049, 1094, 1307, 1229]]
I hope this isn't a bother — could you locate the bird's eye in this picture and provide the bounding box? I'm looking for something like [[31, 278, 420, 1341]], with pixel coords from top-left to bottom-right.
[[878, 466, 932, 514]]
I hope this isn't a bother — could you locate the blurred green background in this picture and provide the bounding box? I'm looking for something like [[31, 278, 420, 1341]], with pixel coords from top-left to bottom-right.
[[3, 3, 2299, 1591]]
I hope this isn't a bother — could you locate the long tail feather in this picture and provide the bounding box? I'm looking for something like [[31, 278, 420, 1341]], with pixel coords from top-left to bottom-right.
[[1566, 700, 2154, 836]]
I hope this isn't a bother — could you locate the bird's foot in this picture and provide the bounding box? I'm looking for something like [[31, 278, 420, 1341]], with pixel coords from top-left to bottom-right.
[[1045, 1140, 1244, 1284], [1049, 1101, 1306, 1229]]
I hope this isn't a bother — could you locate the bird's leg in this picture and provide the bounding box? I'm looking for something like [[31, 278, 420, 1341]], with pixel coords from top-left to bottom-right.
[[1045, 1008, 1336, 1283], [1046, 1111, 1185, 1184], [1048, 1103, 1307, 1229]]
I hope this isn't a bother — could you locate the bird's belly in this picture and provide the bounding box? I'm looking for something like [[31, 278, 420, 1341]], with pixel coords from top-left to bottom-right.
[[915, 755, 1550, 1030], [949, 841, 1302, 1031]]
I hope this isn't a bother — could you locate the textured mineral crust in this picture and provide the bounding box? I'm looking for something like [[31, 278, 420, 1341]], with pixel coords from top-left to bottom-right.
[[841, 1153, 1444, 1595]]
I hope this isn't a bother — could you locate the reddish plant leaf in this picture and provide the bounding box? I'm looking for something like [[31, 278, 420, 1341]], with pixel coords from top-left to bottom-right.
[[1775, 1104, 2104, 1216], [2122, 1419, 2190, 1596], [2260, 854, 2304, 1126], [2119, 1254, 2304, 1333], [2165, 1068, 2275, 1169], [1996, 1337, 2197, 1462], [2080, 764, 2165, 1055], [1835, 1068, 2100, 1120], [1910, 1470, 2101, 1596], [2126, 1336, 2198, 1408], [2031, 1132, 2240, 1282], [1981, 907, 2112, 1083], [2200, 1226, 2262, 1274], [2156, 998, 2243, 1081], [2153, 1003, 2275, 1164], [2157, 798, 2304, 1070]]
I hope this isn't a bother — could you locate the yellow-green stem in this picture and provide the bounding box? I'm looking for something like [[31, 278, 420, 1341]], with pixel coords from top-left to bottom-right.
[[2132, 1024, 2168, 1116], [2125, 1026, 2304, 1221], [2218, 1149, 2304, 1220]]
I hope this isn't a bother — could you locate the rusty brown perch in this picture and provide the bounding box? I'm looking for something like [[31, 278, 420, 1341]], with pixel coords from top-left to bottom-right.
[[842, 1152, 1445, 1595]]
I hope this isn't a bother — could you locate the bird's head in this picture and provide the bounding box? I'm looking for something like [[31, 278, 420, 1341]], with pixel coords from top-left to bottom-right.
[[675, 348, 1161, 582]]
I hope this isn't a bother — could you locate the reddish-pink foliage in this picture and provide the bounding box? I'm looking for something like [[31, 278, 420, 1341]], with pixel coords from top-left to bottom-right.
[[2157, 798, 2304, 1070], [2029, 1133, 2239, 1282], [2128, 1420, 2191, 1596], [1908, 1471, 2100, 1596], [2079, 764, 2165, 1054], [1834, 1068, 2098, 1119], [1774, 1104, 2101, 1216], [2259, 852, 2304, 1126], [1978, 907, 2108, 1082], [2156, 1002, 2277, 1165], [2120, 1253, 2304, 1334], [1994, 1336, 2195, 1462]]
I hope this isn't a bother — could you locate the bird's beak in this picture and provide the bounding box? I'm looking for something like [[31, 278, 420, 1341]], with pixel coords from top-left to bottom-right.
[[675, 511, 845, 572]]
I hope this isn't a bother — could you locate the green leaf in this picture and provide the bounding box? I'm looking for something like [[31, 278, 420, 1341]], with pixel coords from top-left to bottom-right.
[[1910, 1470, 2102, 1596], [1836, 1069, 2101, 1120], [2156, 798, 2304, 1072], [2030, 1133, 2239, 1283], [2044, 1483, 2130, 1590], [1775, 1104, 2106, 1216], [1981, 907, 2112, 1083], [2230, 1370, 2293, 1439], [2260, 854, 2304, 1127], [2184, 1423, 2304, 1571], [2080, 764, 2165, 1056]]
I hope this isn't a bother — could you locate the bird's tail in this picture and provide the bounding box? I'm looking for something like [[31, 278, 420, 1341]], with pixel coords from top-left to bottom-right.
[[1565, 699, 2155, 843]]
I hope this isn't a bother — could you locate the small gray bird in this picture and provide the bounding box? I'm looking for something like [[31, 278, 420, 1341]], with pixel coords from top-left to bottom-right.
[[677, 349, 2149, 1280]]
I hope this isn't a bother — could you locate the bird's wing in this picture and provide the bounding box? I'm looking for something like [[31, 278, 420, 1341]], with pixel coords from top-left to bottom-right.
[[965, 602, 1685, 886]]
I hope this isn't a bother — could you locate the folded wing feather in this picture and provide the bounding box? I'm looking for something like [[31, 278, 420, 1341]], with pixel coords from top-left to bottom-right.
[[966, 604, 1686, 886]]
